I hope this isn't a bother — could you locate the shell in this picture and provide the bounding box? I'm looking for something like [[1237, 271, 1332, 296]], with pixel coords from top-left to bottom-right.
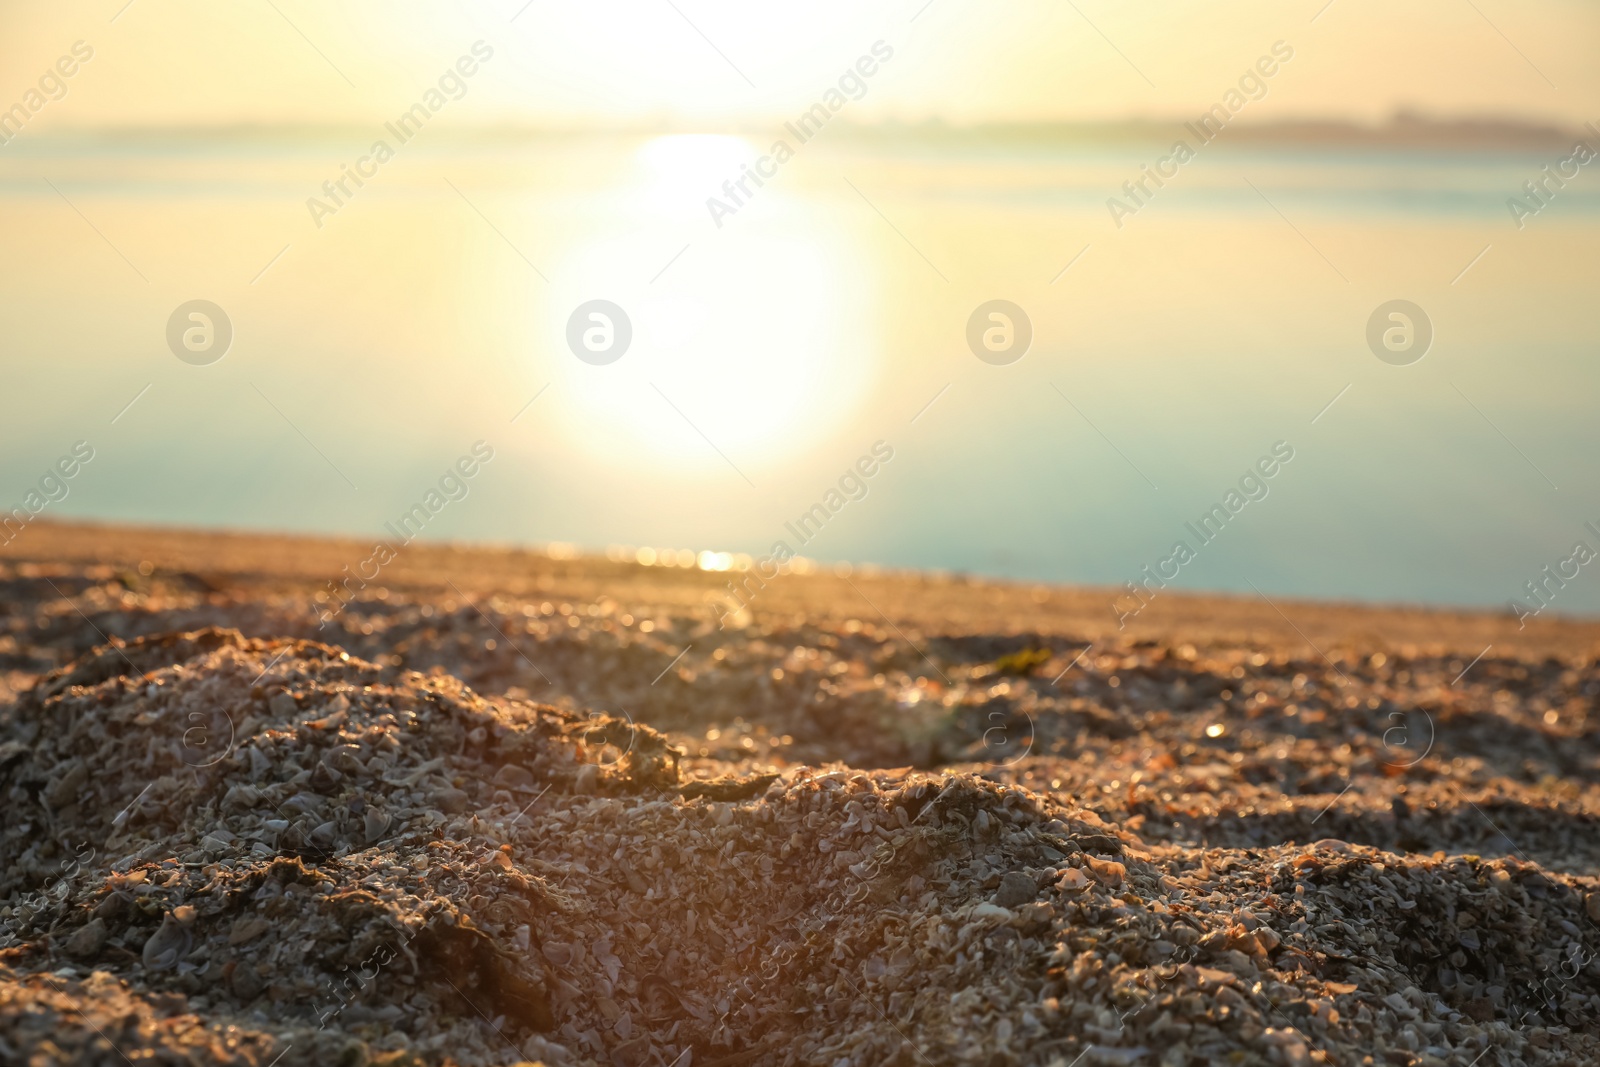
[[5, 559, 1599, 1067]]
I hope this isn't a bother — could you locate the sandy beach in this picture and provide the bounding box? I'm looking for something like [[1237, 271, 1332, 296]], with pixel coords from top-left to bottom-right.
[[1, 520, 1597, 1066], [8, 2, 1599, 1061]]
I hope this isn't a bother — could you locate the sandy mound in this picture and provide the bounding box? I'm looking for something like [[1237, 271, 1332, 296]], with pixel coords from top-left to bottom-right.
[[2, 628, 1598, 1065]]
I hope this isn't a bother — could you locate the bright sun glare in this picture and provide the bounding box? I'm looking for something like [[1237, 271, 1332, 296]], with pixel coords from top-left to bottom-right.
[[540, 135, 875, 474]]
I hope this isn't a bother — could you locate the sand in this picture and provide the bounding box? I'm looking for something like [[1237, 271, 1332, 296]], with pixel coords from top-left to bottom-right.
[[2, 520, 1598, 1066]]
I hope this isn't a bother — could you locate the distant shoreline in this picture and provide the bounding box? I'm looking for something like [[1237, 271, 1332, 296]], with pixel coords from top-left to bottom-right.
[[9, 517, 1599, 659], [10, 112, 1592, 153]]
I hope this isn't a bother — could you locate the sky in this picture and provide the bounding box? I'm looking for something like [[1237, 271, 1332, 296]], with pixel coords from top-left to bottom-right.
[[2, 0, 1595, 132]]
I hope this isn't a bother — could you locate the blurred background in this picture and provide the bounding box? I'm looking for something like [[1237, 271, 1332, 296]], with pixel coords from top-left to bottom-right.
[[2, 0, 1597, 615]]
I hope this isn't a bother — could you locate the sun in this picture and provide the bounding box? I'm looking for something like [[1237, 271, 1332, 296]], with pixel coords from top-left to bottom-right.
[[536, 135, 877, 477]]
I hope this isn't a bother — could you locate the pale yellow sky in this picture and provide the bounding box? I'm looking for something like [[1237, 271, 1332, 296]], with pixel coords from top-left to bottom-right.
[[2, 0, 1595, 131]]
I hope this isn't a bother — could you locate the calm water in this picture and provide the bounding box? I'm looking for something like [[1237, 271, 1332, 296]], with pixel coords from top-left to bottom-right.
[[3, 128, 1598, 618]]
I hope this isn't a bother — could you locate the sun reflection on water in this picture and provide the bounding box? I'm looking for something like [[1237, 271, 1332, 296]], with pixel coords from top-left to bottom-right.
[[540, 135, 878, 473]]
